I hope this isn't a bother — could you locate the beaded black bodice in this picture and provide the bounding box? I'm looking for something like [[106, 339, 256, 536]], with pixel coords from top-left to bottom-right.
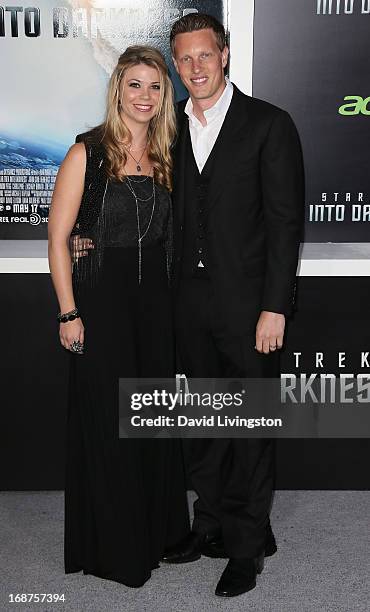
[[103, 176, 170, 248], [70, 133, 173, 290]]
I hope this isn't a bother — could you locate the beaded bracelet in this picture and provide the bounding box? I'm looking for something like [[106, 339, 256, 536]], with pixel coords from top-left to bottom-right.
[[57, 308, 80, 323]]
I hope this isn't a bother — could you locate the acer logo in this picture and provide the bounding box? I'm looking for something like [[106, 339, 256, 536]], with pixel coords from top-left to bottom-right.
[[338, 96, 370, 115]]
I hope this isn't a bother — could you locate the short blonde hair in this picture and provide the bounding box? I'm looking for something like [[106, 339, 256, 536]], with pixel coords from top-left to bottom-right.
[[170, 13, 227, 56]]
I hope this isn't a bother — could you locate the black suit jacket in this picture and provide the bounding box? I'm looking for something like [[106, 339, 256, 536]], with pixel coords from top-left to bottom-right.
[[171, 85, 305, 335]]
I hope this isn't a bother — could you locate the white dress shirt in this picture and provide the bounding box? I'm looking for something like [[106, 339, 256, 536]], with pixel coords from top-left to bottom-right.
[[184, 77, 234, 173]]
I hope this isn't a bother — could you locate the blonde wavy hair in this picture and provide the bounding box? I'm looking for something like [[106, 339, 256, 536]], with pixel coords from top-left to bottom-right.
[[95, 46, 176, 191]]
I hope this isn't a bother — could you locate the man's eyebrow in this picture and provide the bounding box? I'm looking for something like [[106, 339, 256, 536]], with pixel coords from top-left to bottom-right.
[[179, 50, 213, 58]]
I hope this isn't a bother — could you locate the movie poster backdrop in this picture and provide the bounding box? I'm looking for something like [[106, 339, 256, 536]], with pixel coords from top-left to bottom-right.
[[253, 0, 370, 242], [0, 0, 227, 239]]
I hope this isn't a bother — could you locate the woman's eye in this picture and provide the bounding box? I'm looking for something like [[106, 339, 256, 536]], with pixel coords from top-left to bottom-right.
[[129, 82, 140, 88], [152, 84, 160, 90]]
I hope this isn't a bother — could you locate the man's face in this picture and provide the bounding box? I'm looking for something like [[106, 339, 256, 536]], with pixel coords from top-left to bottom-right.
[[172, 28, 229, 105]]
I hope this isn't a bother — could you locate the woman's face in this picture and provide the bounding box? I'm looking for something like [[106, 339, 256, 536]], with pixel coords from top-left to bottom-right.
[[119, 63, 161, 127]]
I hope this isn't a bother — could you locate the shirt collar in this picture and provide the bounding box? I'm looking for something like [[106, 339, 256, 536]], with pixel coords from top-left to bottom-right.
[[184, 77, 234, 127]]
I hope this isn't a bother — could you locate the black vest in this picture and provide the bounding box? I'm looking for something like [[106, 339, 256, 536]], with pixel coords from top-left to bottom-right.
[[181, 128, 214, 279]]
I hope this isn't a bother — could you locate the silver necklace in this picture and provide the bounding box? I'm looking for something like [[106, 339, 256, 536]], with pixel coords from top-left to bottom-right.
[[124, 144, 147, 173], [125, 174, 150, 184], [125, 175, 156, 284]]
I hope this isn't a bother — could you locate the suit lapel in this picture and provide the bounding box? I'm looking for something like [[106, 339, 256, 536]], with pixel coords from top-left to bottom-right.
[[173, 105, 189, 225], [203, 86, 250, 210], [173, 86, 250, 219]]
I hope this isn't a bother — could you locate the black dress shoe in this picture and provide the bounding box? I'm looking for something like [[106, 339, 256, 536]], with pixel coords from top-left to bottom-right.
[[215, 554, 264, 598], [161, 532, 205, 564], [201, 533, 228, 559], [202, 527, 277, 559]]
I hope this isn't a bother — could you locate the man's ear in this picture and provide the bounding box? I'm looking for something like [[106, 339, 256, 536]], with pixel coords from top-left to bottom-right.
[[221, 46, 229, 69], [172, 56, 179, 74]]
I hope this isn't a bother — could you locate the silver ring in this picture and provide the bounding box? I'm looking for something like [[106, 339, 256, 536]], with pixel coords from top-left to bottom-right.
[[70, 340, 84, 353]]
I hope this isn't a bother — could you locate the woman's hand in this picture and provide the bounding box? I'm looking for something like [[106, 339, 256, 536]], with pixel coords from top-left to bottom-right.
[[59, 318, 85, 353], [70, 235, 94, 263]]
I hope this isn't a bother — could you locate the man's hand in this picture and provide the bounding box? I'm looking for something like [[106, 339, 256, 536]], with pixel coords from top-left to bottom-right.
[[70, 234, 94, 263], [255, 311, 285, 354]]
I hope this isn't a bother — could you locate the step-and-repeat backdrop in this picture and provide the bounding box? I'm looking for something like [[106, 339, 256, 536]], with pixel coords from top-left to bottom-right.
[[1, 0, 369, 243], [1, 0, 369, 488]]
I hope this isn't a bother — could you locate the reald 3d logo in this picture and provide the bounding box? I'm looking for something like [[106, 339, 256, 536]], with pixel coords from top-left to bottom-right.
[[338, 96, 370, 115]]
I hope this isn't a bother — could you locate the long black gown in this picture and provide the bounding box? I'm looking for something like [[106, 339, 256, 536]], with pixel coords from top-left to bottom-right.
[[64, 176, 190, 587]]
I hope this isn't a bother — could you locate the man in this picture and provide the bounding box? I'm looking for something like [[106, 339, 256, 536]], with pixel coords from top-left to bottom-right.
[[161, 13, 304, 598]]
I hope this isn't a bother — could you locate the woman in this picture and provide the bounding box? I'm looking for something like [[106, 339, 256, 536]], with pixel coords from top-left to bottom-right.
[[48, 46, 189, 587]]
